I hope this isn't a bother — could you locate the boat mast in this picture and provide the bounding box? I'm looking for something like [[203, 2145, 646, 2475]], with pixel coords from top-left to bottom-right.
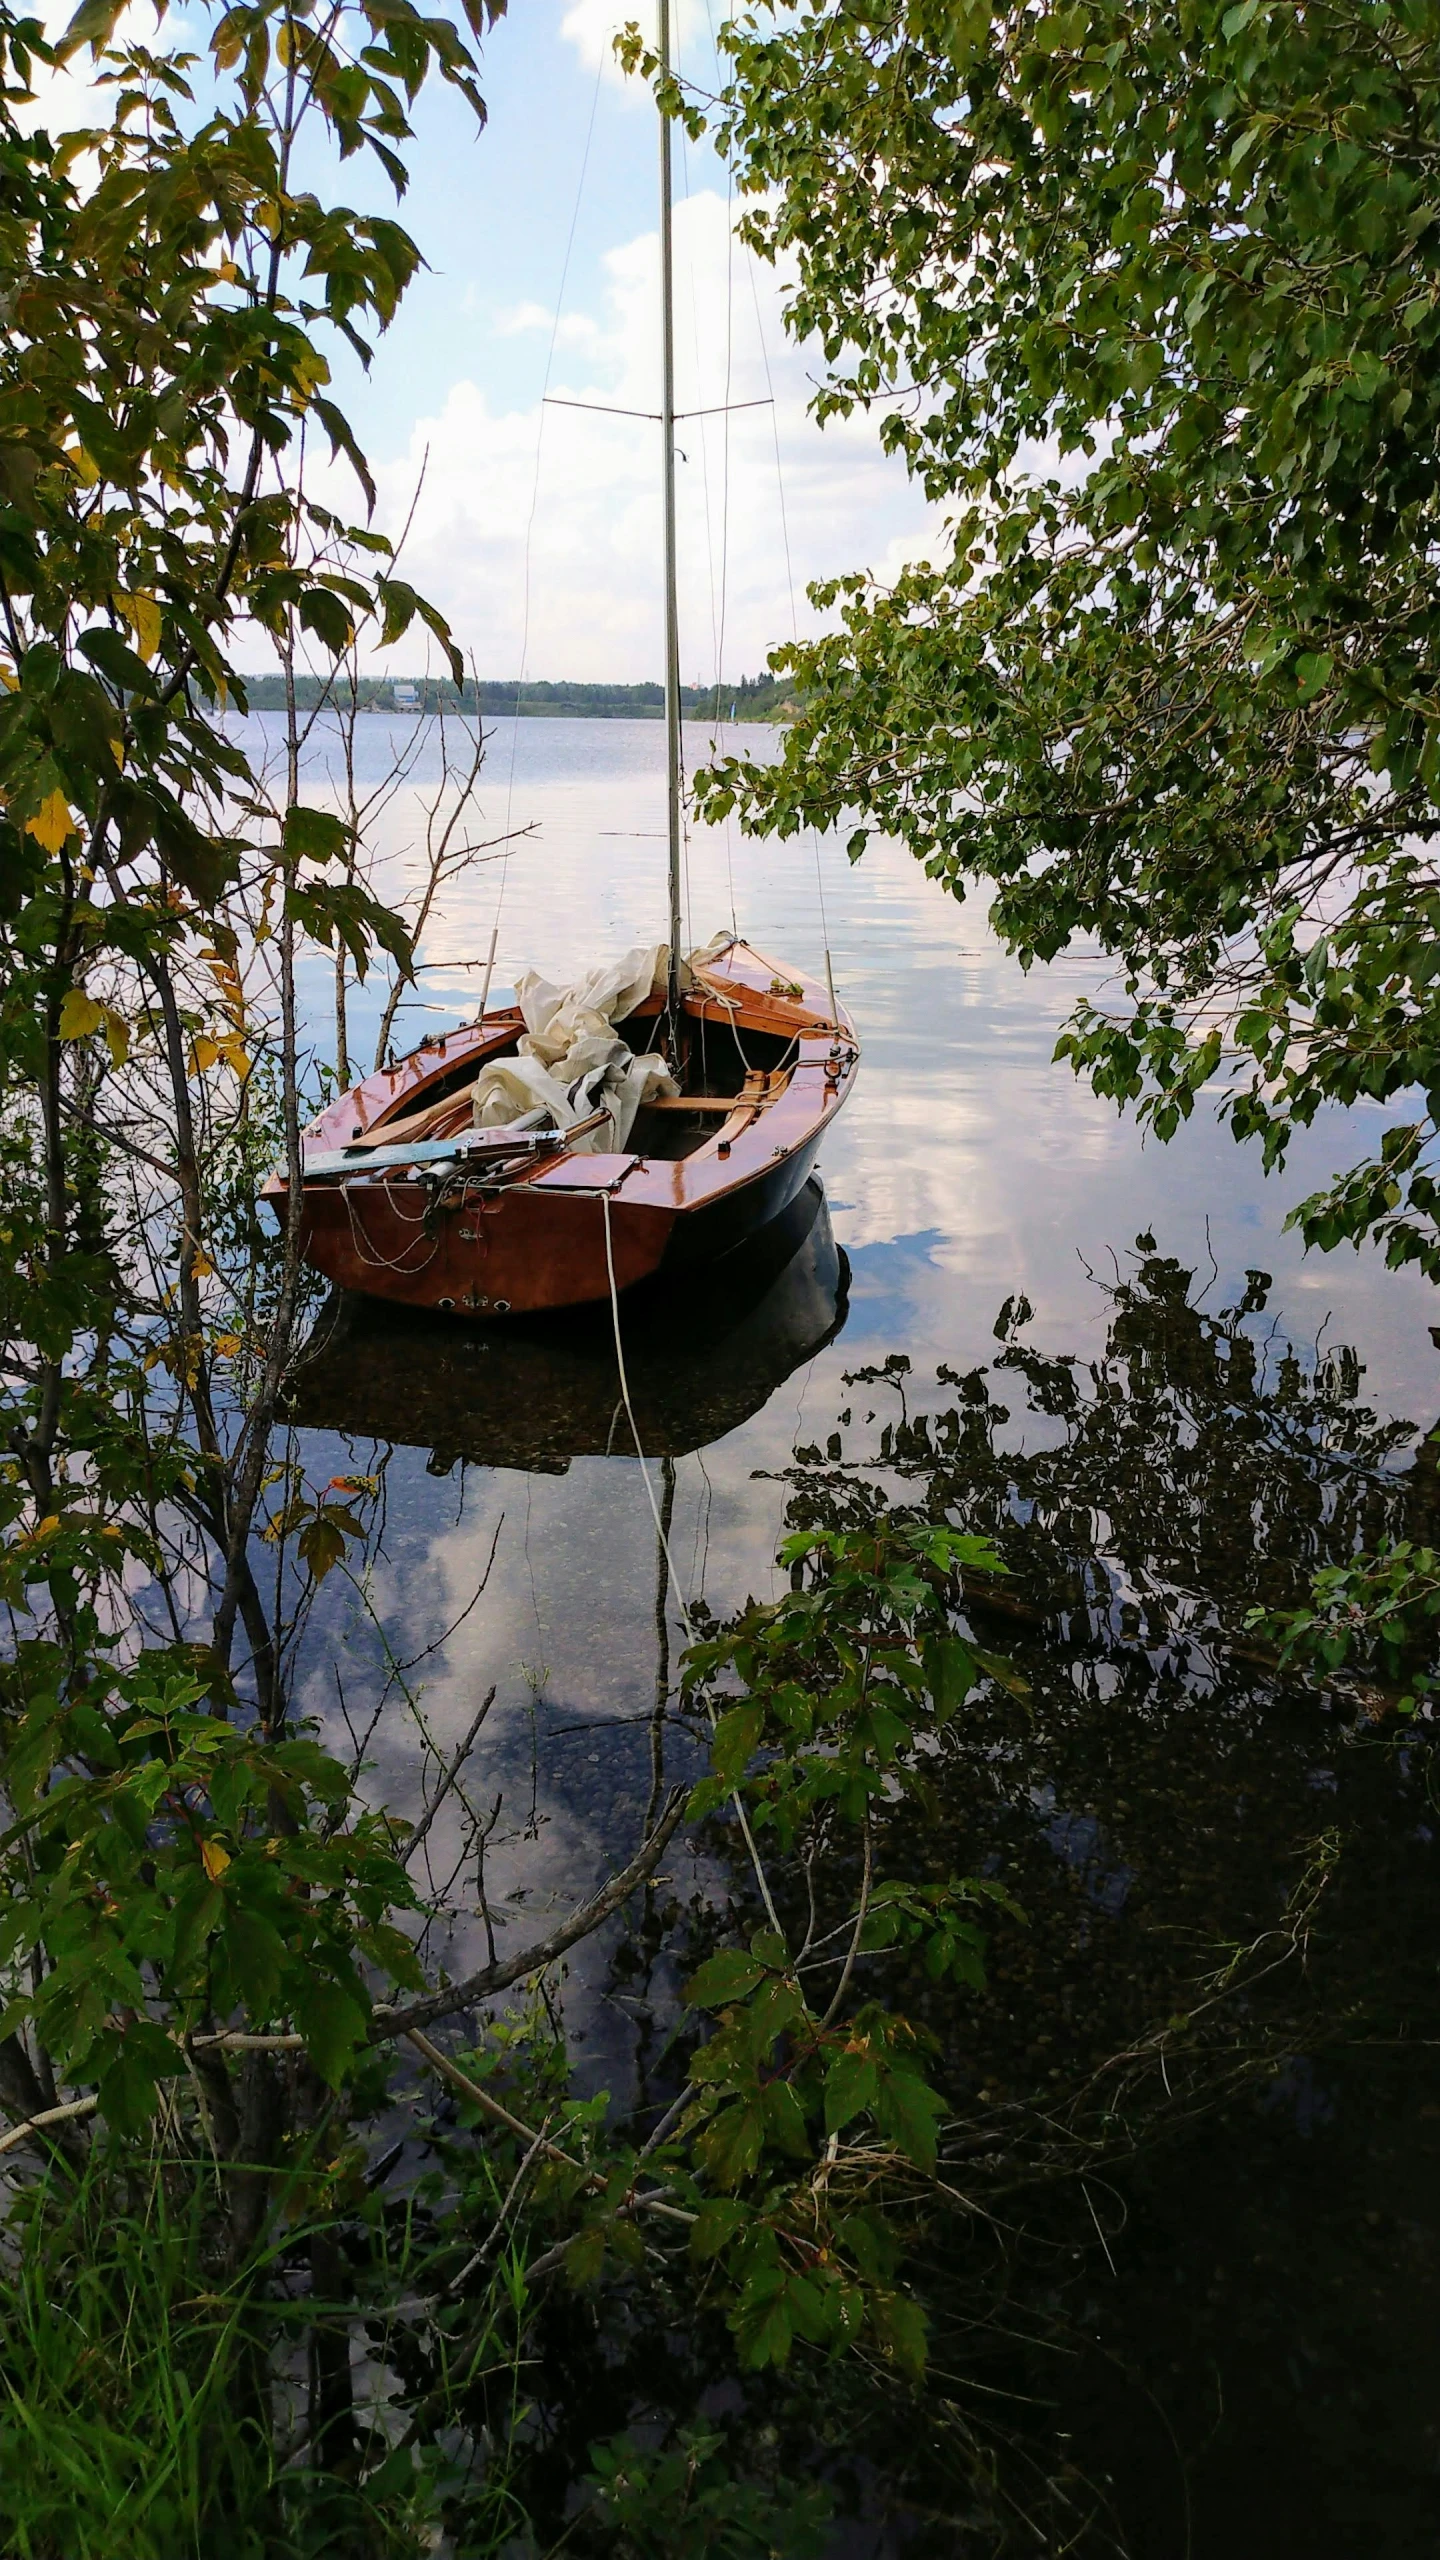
[[658, 0, 684, 1035]]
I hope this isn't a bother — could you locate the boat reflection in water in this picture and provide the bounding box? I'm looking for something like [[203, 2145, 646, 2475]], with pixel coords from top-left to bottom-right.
[[285, 1176, 848, 1472]]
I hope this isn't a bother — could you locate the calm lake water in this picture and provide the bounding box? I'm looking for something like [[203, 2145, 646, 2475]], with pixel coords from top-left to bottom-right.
[[259, 713, 1440, 2556]]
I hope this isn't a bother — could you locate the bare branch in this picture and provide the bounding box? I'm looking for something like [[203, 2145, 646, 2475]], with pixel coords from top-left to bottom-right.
[[404, 1685, 497, 1865], [372, 1789, 688, 2042]]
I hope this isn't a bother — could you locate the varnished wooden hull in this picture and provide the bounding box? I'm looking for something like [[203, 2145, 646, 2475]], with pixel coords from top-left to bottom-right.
[[285, 1177, 849, 1467], [263, 940, 858, 1316]]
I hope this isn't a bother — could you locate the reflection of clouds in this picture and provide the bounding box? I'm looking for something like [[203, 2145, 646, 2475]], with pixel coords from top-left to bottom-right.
[[278, 712, 1440, 2068], [266, 700, 1440, 1407]]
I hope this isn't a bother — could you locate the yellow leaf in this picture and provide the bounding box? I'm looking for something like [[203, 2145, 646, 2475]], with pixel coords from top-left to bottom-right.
[[205, 954, 245, 1015], [116, 592, 162, 662], [213, 1331, 242, 1357], [65, 445, 100, 486], [58, 988, 104, 1041], [191, 1243, 217, 1279], [26, 790, 75, 854], [0, 659, 15, 691], [191, 1034, 220, 1073], [100, 1005, 129, 1068], [201, 1839, 232, 1882]]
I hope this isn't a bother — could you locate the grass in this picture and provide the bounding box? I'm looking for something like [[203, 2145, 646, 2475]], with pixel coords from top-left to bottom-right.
[[0, 2151, 520, 2560]]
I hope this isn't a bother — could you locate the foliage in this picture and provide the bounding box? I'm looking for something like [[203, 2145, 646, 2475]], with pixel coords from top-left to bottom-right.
[[639, 1521, 1026, 2377], [0, 1645, 422, 2127], [0, 0, 494, 2115], [238, 669, 799, 719], [1253, 1534, 1440, 1711], [787, 1251, 1423, 1680], [692, 0, 1440, 1271], [0, 2151, 529, 2560], [580, 2426, 833, 2557]]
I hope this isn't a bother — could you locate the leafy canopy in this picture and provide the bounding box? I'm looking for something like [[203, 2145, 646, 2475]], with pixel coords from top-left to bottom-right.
[[696, 0, 1440, 1272], [0, 0, 492, 2126]]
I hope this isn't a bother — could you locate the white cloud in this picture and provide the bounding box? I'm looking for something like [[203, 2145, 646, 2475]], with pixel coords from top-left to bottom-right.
[[493, 301, 602, 348], [362, 190, 942, 682], [557, 0, 713, 88], [17, 4, 189, 138]]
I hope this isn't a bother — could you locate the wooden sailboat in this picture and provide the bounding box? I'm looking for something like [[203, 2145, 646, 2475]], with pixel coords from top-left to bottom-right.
[[265, 1, 857, 1319]]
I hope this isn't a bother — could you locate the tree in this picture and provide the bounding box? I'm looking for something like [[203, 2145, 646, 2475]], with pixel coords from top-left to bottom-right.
[[695, 0, 1440, 1273], [0, 0, 495, 2130], [0, 12, 1021, 2509]]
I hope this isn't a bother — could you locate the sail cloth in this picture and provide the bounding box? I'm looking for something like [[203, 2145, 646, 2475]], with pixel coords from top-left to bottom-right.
[[470, 944, 681, 1154]]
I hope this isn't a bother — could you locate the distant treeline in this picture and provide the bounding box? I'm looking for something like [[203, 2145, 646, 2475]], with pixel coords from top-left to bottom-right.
[[233, 672, 797, 720]]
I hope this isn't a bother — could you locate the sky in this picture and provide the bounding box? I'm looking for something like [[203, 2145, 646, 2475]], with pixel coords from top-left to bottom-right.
[[304, 0, 940, 685], [28, 0, 938, 684]]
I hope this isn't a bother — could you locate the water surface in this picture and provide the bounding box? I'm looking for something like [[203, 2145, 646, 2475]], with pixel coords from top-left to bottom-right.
[[260, 712, 1440, 2556]]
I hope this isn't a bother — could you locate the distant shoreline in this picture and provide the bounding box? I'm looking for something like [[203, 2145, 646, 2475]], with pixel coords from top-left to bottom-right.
[[234, 674, 795, 722]]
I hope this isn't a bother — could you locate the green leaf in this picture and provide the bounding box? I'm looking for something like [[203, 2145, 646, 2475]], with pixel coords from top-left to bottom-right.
[[298, 1513, 347, 1584], [357, 1919, 424, 1990], [1294, 651, 1334, 699], [297, 586, 355, 655], [284, 877, 414, 978], [824, 2047, 879, 2133], [762, 2076, 811, 2156], [871, 2289, 928, 2378], [873, 2063, 946, 2171], [684, 1947, 766, 2008], [222, 1902, 287, 2012], [564, 2222, 608, 2287], [696, 2098, 764, 2188], [736, 2294, 793, 2367], [376, 577, 420, 647], [688, 2196, 749, 2259], [282, 805, 351, 865], [57, 0, 123, 57], [312, 397, 378, 515], [711, 1698, 764, 1786], [289, 1969, 368, 2087]]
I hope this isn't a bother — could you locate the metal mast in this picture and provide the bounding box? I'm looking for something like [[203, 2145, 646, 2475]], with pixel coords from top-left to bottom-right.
[[658, 0, 684, 1035]]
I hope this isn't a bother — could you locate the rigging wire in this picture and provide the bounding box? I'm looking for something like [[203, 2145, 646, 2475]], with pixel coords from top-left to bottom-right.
[[697, 0, 740, 940], [714, 126, 739, 938], [744, 245, 840, 1025], [479, 47, 605, 1022]]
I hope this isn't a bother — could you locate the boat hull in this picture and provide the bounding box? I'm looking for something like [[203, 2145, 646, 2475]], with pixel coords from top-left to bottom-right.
[[285, 1176, 849, 1467], [265, 941, 858, 1316]]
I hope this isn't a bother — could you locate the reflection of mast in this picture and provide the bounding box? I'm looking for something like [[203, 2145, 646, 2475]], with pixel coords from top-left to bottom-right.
[[658, 0, 684, 1036]]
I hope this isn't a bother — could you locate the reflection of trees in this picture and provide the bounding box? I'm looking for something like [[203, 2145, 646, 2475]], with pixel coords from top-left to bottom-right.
[[528, 1253, 1440, 2555], [783, 1248, 1431, 1690], [750, 1244, 1439, 2112], [731, 1251, 1440, 2551]]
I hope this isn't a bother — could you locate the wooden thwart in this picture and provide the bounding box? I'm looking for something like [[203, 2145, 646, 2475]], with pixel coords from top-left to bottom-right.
[[642, 1093, 750, 1113]]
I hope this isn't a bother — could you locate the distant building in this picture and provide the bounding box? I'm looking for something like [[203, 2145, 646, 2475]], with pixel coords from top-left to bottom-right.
[[392, 682, 420, 711]]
